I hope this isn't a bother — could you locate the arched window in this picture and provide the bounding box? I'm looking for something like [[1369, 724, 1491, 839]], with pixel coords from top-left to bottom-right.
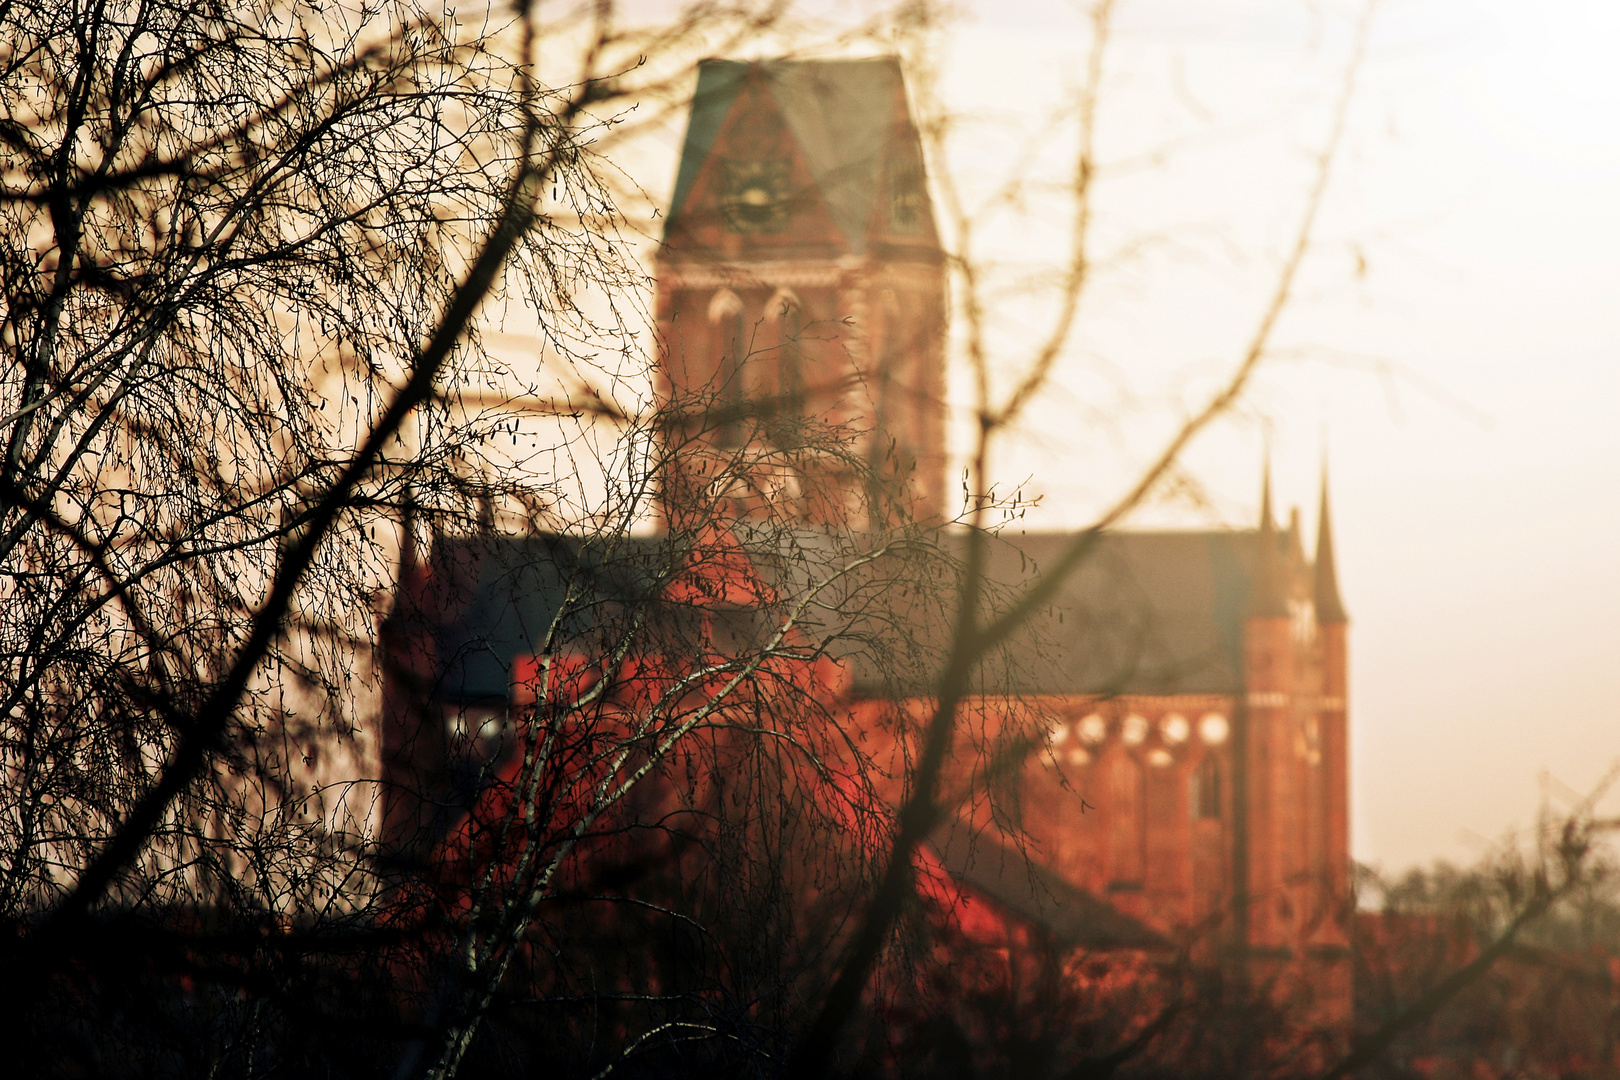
[[1190, 755, 1222, 820], [1110, 755, 1146, 886], [872, 291, 900, 441], [766, 289, 803, 442], [708, 290, 746, 446]]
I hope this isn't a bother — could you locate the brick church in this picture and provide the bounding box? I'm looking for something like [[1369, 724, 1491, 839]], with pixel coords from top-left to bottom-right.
[[381, 56, 1353, 1040]]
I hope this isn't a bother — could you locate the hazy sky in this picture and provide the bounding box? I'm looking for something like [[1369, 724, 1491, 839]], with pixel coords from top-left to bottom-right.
[[910, 0, 1620, 872], [542, 0, 1620, 872]]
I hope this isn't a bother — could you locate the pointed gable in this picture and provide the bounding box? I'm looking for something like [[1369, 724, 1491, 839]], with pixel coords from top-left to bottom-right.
[[665, 57, 934, 255]]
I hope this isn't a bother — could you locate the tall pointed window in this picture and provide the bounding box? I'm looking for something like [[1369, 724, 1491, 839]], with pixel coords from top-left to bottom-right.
[[766, 289, 802, 444], [1191, 755, 1222, 820], [1110, 755, 1146, 886], [708, 290, 746, 447]]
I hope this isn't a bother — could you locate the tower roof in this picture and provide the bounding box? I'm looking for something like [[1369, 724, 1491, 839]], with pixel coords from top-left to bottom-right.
[[665, 57, 924, 254], [1314, 470, 1348, 624]]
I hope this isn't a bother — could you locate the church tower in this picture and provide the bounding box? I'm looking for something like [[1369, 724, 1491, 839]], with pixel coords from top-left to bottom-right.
[[655, 58, 947, 527], [1233, 464, 1352, 1040]]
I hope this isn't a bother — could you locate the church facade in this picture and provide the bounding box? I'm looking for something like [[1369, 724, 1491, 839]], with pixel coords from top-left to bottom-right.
[[653, 54, 1351, 1019], [380, 55, 1353, 1044], [654, 55, 1354, 1036]]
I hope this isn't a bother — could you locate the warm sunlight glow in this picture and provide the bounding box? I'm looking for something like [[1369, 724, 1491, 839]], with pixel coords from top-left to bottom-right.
[[1456, 1, 1620, 178]]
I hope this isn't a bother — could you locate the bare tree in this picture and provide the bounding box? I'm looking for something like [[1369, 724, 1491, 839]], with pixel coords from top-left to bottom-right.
[[0, 1, 997, 1076], [789, 0, 1384, 1074], [15, 0, 1555, 1078], [0, 0, 896, 1073], [387, 455, 966, 1079], [1335, 773, 1620, 1080]]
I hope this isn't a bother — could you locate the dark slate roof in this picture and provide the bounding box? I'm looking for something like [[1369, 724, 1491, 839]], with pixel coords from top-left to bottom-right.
[[930, 823, 1169, 951], [396, 526, 1306, 704], [394, 527, 914, 704], [859, 530, 1276, 698], [396, 534, 684, 703], [667, 57, 910, 253]]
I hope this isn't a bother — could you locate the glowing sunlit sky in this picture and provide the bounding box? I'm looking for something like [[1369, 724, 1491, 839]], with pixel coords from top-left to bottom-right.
[[524, 0, 1620, 872], [923, 0, 1620, 872]]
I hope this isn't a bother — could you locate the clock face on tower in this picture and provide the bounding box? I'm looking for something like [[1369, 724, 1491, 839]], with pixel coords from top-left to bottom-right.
[[720, 159, 791, 233]]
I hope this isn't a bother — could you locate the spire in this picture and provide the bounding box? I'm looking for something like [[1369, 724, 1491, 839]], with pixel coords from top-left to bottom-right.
[[1286, 505, 1305, 567], [1260, 456, 1276, 532], [1250, 459, 1289, 618], [1314, 466, 1348, 623]]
